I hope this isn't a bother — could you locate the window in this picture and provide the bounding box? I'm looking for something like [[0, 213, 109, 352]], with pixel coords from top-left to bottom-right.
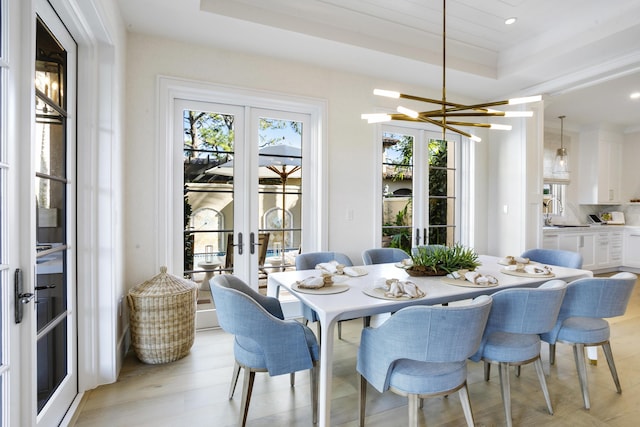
[[543, 183, 565, 216]]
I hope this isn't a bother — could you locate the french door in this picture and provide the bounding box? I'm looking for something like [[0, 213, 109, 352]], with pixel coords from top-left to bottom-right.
[[30, 2, 77, 425], [178, 99, 309, 327], [379, 125, 462, 250]]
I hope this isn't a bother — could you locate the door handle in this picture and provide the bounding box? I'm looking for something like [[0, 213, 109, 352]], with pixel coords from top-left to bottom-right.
[[14, 269, 34, 324], [423, 228, 427, 245], [415, 228, 420, 246], [232, 232, 244, 255], [250, 232, 256, 255]]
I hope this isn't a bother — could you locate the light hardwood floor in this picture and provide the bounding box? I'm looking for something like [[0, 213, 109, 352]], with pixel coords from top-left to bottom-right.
[[73, 277, 640, 426]]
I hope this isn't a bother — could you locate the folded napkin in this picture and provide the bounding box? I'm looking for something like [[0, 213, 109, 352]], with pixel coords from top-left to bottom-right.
[[316, 260, 345, 274], [374, 278, 425, 298], [343, 266, 368, 277], [295, 276, 325, 289], [464, 271, 498, 285], [400, 258, 413, 267], [498, 255, 530, 266], [524, 264, 552, 275]]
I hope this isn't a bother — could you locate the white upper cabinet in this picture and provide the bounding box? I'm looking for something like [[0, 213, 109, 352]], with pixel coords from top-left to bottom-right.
[[579, 128, 623, 204]]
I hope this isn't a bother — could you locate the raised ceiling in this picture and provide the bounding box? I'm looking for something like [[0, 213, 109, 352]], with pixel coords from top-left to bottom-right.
[[117, 0, 640, 131]]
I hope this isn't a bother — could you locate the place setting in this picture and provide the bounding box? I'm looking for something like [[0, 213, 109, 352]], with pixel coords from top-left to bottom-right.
[[441, 270, 499, 288], [498, 255, 555, 278], [291, 260, 369, 294], [363, 277, 426, 300]]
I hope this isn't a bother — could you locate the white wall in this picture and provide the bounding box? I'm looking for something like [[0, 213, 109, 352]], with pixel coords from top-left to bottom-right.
[[123, 32, 495, 286]]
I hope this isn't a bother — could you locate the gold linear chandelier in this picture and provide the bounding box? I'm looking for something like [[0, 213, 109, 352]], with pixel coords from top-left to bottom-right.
[[362, 0, 541, 142]]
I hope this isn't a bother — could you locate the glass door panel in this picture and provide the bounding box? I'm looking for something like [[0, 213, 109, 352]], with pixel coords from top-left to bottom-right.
[[426, 136, 457, 245], [381, 131, 414, 253], [183, 107, 236, 285], [33, 6, 77, 423], [256, 117, 303, 278]]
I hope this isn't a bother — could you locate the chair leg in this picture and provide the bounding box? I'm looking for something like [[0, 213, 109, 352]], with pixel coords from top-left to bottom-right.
[[602, 341, 622, 393], [240, 369, 256, 427], [338, 321, 342, 340], [458, 384, 475, 427], [317, 322, 322, 347], [549, 343, 556, 365], [290, 372, 295, 387], [498, 362, 513, 427], [359, 374, 367, 427], [534, 357, 553, 415], [310, 363, 318, 424], [229, 362, 241, 399], [516, 366, 521, 377], [408, 394, 419, 427], [573, 343, 591, 410], [484, 361, 491, 381], [363, 316, 371, 327]]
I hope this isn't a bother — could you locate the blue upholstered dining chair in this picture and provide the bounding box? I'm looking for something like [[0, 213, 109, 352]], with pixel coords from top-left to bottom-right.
[[470, 280, 567, 427], [362, 248, 410, 265], [521, 248, 583, 269], [295, 251, 356, 340], [210, 275, 319, 427], [540, 272, 637, 409], [357, 295, 493, 427]]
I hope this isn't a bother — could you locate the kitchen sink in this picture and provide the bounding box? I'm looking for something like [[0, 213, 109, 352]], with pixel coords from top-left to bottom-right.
[[546, 224, 588, 228]]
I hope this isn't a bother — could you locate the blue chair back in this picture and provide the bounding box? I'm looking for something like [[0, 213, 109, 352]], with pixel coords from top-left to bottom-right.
[[543, 272, 636, 343], [210, 275, 317, 375], [357, 295, 492, 391], [470, 280, 567, 362], [362, 248, 410, 265], [484, 280, 567, 335], [211, 274, 283, 319], [521, 248, 583, 269], [295, 251, 353, 270]]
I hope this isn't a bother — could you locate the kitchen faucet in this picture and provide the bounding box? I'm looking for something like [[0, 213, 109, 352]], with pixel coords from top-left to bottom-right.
[[543, 197, 564, 226]]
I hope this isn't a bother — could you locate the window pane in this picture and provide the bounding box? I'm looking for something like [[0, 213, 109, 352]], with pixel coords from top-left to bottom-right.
[[37, 318, 67, 412], [257, 117, 302, 268], [381, 133, 413, 252], [183, 109, 235, 278], [428, 138, 456, 245]]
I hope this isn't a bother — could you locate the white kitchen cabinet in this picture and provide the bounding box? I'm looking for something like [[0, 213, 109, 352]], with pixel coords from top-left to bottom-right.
[[624, 229, 640, 268], [558, 232, 596, 270], [579, 129, 622, 204], [609, 231, 623, 266], [542, 233, 559, 250]]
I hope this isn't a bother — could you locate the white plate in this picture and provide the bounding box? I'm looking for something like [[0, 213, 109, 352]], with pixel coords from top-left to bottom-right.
[[441, 277, 499, 288], [362, 286, 426, 300], [500, 268, 554, 278], [343, 266, 368, 277], [291, 283, 350, 294]]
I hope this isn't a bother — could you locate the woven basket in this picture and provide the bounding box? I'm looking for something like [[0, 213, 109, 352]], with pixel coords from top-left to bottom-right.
[[127, 266, 197, 364]]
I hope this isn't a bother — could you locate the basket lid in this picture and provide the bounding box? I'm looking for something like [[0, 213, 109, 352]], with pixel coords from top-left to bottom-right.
[[129, 266, 197, 297]]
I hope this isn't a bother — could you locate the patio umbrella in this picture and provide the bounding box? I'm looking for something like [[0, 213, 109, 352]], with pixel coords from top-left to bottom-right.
[[206, 144, 301, 259]]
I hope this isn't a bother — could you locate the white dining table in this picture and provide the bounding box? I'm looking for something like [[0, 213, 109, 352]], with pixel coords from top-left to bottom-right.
[[266, 254, 593, 427]]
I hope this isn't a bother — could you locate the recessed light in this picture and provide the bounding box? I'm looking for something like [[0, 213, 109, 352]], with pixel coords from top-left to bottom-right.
[[631, 92, 640, 100], [505, 17, 517, 25]]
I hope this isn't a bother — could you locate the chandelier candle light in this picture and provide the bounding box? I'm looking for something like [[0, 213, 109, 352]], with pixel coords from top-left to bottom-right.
[[362, 0, 541, 142]]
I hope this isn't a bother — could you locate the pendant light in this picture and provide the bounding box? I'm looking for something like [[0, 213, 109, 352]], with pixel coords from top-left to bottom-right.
[[553, 115, 569, 179], [361, 0, 541, 142]]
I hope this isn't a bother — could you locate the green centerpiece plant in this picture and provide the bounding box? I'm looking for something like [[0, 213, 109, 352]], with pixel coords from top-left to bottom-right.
[[407, 243, 480, 276]]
